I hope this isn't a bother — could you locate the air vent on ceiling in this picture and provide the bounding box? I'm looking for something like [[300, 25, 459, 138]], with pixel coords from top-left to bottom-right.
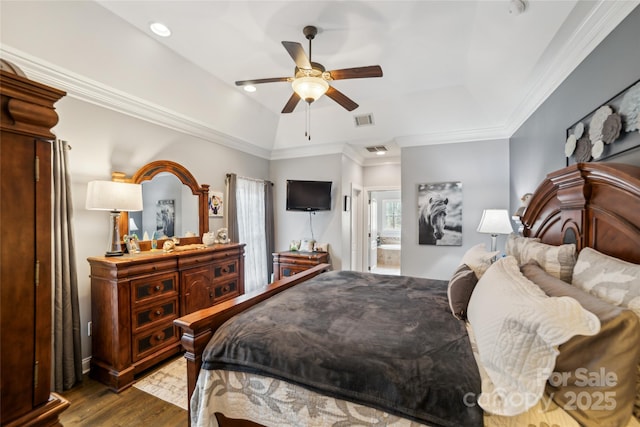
[[354, 113, 375, 127], [365, 145, 388, 154]]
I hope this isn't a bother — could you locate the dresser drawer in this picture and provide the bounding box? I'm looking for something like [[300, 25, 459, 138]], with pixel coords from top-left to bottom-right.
[[132, 298, 178, 332], [213, 278, 240, 303], [213, 259, 239, 279], [133, 324, 179, 362], [125, 258, 177, 277], [131, 272, 178, 304]]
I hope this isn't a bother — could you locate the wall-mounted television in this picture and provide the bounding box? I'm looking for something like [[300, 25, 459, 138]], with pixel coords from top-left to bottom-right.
[[286, 180, 332, 211]]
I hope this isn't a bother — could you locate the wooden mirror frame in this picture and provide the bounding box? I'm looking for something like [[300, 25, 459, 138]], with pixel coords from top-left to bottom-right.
[[115, 160, 209, 249]]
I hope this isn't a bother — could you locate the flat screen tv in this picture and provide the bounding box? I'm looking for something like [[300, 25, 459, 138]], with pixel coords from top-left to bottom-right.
[[286, 180, 332, 211]]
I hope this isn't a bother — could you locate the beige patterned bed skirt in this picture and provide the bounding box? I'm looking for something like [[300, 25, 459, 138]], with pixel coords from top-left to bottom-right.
[[191, 368, 640, 427]]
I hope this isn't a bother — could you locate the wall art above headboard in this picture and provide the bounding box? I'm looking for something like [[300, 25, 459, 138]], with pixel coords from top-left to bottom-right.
[[565, 79, 640, 165]]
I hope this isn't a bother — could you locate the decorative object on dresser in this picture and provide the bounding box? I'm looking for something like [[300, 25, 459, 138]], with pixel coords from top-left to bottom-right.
[[476, 209, 514, 252], [1, 62, 70, 425], [273, 250, 330, 280], [88, 243, 245, 392], [86, 180, 143, 256], [214, 227, 230, 244]]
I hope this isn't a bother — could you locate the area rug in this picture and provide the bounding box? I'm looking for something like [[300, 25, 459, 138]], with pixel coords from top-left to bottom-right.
[[133, 356, 188, 410]]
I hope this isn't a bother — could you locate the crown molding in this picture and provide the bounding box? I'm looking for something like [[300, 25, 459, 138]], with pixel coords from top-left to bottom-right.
[[269, 142, 350, 161], [0, 46, 272, 160], [395, 125, 510, 147], [504, 0, 640, 135]]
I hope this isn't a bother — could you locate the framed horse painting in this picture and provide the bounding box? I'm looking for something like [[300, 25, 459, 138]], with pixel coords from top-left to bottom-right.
[[417, 181, 462, 246]]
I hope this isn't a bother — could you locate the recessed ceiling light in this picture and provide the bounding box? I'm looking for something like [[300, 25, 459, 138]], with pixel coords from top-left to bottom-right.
[[243, 85, 257, 93], [150, 22, 171, 37], [376, 150, 386, 156]]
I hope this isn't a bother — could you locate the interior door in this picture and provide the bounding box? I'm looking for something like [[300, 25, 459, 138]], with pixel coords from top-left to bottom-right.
[[369, 197, 378, 271]]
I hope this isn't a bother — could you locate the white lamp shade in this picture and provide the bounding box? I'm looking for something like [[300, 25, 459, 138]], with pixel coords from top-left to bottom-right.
[[477, 209, 513, 235], [86, 180, 143, 212], [291, 77, 329, 103]]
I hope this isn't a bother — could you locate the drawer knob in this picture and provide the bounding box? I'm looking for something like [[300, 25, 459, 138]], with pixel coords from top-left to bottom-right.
[[155, 310, 162, 316], [154, 285, 161, 291], [221, 266, 230, 274], [222, 285, 230, 294]]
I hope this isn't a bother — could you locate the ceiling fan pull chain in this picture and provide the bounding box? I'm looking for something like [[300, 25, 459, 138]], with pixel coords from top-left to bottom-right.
[[309, 106, 312, 141], [306, 103, 312, 141]]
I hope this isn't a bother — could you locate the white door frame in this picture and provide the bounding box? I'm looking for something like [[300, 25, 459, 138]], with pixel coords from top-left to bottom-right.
[[363, 186, 401, 272], [350, 184, 363, 271]]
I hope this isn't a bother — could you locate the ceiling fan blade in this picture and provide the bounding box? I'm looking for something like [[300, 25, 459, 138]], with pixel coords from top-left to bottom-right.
[[281, 92, 301, 114], [328, 65, 383, 80], [235, 77, 290, 86], [325, 86, 359, 111], [282, 41, 311, 70]]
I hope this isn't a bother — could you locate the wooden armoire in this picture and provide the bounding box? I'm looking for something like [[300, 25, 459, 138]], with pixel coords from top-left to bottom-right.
[[1, 63, 70, 425]]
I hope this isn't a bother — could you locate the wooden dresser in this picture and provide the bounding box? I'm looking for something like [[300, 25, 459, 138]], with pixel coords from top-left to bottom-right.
[[273, 251, 330, 280], [88, 243, 244, 392], [1, 66, 70, 425]]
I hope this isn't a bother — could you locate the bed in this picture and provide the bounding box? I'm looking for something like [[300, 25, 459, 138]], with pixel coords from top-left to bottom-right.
[[175, 162, 640, 427]]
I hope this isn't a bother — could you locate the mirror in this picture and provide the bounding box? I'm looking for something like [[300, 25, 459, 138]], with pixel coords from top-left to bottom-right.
[[115, 160, 209, 247]]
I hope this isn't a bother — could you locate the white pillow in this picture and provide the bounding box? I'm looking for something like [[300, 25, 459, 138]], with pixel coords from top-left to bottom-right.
[[467, 256, 600, 416], [461, 243, 500, 279]]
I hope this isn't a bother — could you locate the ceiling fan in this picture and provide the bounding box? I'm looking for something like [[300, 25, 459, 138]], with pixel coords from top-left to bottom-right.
[[235, 25, 383, 114]]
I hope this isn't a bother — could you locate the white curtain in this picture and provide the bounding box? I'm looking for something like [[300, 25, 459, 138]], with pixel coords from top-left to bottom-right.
[[236, 177, 268, 293]]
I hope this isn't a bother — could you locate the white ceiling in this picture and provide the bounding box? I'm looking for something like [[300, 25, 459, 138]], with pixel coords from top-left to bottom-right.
[[2, 1, 637, 162]]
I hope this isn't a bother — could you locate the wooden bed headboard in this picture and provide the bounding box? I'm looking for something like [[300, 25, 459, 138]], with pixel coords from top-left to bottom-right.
[[521, 162, 640, 264]]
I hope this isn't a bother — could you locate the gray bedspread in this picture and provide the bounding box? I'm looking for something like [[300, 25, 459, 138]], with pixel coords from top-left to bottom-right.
[[202, 270, 483, 427]]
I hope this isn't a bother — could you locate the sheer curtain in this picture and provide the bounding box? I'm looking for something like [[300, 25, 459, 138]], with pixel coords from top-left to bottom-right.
[[52, 139, 82, 391], [227, 174, 273, 293]]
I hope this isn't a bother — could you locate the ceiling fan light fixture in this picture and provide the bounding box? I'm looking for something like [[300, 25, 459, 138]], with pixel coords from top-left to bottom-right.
[[292, 76, 329, 103], [243, 85, 256, 93]]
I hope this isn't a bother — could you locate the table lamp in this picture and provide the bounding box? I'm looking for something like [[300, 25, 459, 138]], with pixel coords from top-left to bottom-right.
[[86, 180, 143, 256], [477, 209, 513, 252]]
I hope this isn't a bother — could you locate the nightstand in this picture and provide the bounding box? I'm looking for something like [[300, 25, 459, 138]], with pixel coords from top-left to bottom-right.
[[273, 251, 330, 280]]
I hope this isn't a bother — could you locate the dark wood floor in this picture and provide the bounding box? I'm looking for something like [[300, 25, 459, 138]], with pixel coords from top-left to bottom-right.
[[59, 375, 187, 426]]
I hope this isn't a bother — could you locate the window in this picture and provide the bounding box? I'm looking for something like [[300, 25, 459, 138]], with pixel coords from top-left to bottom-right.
[[383, 199, 401, 231], [236, 177, 268, 293]]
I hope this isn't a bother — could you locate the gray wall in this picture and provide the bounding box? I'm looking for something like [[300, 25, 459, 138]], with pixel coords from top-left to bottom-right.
[[270, 154, 345, 270], [402, 139, 510, 279], [510, 5, 640, 211]]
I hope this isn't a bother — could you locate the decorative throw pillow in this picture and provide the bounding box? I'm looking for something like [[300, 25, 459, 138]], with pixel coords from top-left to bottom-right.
[[572, 247, 640, 419], [460, 243, 500, 279], [467, 256, 600, 416], [505, 233, 540, 264], [447, 264, 478, 320], [572, 247, 640, 317], [522, 262, 640, 427], [519, 240, 576, 282]]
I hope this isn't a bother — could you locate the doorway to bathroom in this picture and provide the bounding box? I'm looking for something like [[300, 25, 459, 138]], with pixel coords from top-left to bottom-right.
[[368, 189, 401, 275]]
